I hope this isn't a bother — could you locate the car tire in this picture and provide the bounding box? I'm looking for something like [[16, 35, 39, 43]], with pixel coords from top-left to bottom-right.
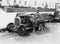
[[17, 25, 26, 36], [7, 23, 14, 32]]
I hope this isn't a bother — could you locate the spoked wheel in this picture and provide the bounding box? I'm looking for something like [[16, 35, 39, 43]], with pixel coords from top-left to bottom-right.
[[17, 25, 26, 36], [7, 23, 14, 32]]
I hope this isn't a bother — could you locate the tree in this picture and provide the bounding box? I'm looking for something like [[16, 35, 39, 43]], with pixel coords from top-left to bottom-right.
[[44, 3, 48, 9], [34, 1, 37, 6]]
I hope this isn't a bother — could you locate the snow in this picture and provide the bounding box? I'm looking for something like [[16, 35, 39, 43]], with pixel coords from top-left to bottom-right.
[[0, 23, 60, 44], [0, 8, 16, 28], [0, 8, 60, 44]]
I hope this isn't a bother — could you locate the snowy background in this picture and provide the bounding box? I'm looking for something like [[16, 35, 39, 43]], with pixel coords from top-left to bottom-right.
[[1, 0, 60, 8], [0, 8, 60, 44], [0, 8, 16, 28]]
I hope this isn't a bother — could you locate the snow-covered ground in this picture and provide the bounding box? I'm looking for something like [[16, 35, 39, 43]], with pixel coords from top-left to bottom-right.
[[0, 23, 60, 44], [0, 8, 16, 28], [0, 8, 60, 44]]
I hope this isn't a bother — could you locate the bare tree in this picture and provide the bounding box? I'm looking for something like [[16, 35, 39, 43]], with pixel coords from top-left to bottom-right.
[[34, 1, 37, 6], [25, 1, 27, 6]]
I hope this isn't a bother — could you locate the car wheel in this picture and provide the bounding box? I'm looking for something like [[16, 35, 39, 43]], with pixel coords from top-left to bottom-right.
[[17, 25, 26, 36], [7, 23, 14, 32]]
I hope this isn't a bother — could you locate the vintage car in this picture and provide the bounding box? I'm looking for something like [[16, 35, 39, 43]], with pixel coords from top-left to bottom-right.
[[6, 12, 55, 36]]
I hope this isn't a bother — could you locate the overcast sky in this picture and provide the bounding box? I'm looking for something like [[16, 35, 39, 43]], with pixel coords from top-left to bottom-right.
[[1, 0, 60, 8]]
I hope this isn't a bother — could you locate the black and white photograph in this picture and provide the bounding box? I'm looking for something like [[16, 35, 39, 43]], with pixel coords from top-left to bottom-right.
[[0, 0, 60, 44]]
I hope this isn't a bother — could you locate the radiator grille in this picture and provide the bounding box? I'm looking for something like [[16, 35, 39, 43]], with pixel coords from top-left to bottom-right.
[[15, 18, 20, 26]]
